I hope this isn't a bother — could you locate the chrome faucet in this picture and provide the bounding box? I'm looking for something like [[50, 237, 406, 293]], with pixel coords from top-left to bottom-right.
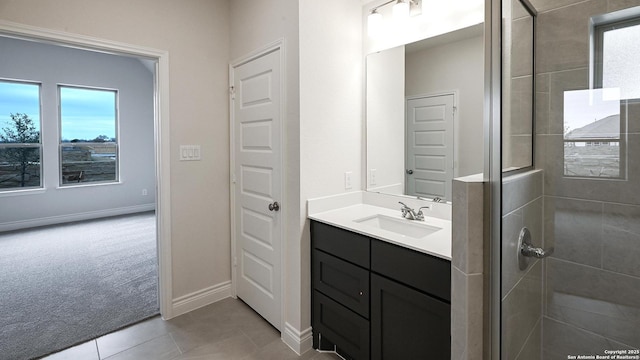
[[399, 202, 430, 221]]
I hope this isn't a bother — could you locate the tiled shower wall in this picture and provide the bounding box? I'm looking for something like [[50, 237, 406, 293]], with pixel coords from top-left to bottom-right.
[[532, 0, 640, 356], [502, 170, 544, 360]]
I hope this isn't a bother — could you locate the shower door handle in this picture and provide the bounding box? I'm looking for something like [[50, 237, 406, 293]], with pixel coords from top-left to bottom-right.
[[517, 227, 554, 270], [521, 242, 554, 258]]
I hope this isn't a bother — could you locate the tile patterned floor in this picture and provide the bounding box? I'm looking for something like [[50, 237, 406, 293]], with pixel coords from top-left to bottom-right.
[[42, 298, 340, 360]]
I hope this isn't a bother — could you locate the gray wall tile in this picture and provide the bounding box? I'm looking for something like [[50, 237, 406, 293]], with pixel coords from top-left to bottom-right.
[[542, 317, 634, 357], [602, 203, 640, 277], [544, 197, 603, 267], [503, 170, 543, 214], [608, 0, 640, 12], [452, 269, 484, 360], [515, 318, 541, 360], [546, 258, 640, 311], [536, 1, 608, 73], [502, 261, 543, 360]]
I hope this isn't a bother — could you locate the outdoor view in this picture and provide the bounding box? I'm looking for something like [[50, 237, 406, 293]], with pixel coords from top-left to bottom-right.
[[0, 81, 42, 190], [0, 81, 118, 191], [60, 86, 118, 185], [563, 88, 621, 178]]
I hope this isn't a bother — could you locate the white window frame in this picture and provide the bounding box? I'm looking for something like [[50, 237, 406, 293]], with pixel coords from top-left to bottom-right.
[[58, 85, 120, 187], [0, 79, 43, 192]]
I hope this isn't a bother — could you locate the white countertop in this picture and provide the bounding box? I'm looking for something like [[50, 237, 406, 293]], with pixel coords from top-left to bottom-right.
[[309, 203, 452, 261]]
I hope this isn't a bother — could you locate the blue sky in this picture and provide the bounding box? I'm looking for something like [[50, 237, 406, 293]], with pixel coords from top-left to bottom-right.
[[0, 82, 41, 135], [60, 87, 116, 141], [0, 82, 116, 141]]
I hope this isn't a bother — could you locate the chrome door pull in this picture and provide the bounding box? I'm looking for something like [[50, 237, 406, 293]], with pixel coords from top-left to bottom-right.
[[517, 227, 554, 270], [521, 242, 554, 258], [268, 201, 280, 212]]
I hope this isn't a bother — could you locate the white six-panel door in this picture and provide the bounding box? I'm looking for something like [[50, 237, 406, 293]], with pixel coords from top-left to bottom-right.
[[232, 48, 282, 330], [405, 94, 454, 200]]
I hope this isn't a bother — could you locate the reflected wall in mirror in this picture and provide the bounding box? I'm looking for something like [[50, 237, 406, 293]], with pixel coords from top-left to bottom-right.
[[366, 24, 484, 201], [502, 0, 536, 171]]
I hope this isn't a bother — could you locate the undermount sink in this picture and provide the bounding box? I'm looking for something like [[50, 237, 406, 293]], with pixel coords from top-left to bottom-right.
[[353, 214, 442, 239]]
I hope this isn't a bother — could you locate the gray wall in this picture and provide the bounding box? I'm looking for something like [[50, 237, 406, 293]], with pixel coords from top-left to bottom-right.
[[532, 0, 640, 356], [0, 36, 155, 230], [501, 170, 544, 360]]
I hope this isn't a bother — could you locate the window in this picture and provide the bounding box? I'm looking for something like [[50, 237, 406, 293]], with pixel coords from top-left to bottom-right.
[[594, 18, 640, 100], [59, 86, 118, 185], [562, 17, 639, 179], [0, 80, 42, 191]]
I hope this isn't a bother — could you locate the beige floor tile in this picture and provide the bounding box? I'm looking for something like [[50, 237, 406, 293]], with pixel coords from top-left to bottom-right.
[[42, 340, 99, 360], [102, 334, 181, 360], [170, 333, 258, 360]]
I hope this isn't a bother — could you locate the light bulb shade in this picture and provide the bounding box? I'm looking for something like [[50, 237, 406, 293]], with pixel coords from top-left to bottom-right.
[[392, 0, 410, 20], [367, 10, 383, 37]]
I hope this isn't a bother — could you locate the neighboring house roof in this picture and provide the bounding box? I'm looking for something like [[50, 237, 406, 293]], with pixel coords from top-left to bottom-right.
[[565, 114, 620, 140]]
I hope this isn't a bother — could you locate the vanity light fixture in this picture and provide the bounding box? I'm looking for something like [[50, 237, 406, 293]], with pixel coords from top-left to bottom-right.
[[368, 9, 383, 37], [367, 0, 423, 37], [392, 0, 411, 20]]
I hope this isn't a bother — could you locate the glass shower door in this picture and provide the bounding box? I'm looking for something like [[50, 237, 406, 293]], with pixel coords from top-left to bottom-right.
[[499, 0, 640, 358]]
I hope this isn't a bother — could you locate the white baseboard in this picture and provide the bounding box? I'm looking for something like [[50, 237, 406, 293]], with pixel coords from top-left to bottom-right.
[[0, 203, 156, 232], [282, 322, 313, 355], [171, 281, 232, 318]]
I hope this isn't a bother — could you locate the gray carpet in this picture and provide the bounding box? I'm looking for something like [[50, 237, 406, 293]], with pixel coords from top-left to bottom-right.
[[0, 212, 159, 360]]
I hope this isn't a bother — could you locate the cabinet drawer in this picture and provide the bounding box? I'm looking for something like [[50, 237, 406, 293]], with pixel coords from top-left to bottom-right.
[[311, 221, 370, 268], [371, 273, 450, 360], [313, 290, 370, 360], [371, 239, 451, 302], [313, 250, 369, 318]]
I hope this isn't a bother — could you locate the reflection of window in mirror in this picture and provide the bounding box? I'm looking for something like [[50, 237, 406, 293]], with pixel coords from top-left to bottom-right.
[[563, 89, 623, 178]]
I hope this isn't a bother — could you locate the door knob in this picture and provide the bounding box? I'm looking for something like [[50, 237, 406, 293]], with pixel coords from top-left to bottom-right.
[[406, 169, 414, 174], [268, 201, 280, 212]]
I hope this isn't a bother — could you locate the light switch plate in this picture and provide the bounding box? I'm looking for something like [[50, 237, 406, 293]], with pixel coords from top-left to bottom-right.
[[179, 145, 201, 161]]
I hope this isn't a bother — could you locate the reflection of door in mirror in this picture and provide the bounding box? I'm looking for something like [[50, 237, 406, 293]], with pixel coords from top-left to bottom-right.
[[405, 94, 454, 200], [365, 24, 485, 201]]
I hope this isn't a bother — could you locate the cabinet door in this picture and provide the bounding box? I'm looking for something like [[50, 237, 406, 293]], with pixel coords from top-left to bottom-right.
[[313, 290, 370, 360], [313, 250, 369, 318], [371, 274, 450, 360]]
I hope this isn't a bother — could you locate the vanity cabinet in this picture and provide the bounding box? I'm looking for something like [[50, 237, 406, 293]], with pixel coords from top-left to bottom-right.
[[311, 220, 451, 360]]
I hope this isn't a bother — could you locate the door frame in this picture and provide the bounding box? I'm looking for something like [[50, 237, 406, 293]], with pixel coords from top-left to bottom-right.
[[405, 90, 459, 193], [229, 39, 286, 331], [0, 20, 174, 318]]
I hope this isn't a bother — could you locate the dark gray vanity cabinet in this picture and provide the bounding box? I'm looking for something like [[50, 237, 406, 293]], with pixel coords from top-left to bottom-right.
[[311, 220, 451, 360], [370, 241, 451, 359]]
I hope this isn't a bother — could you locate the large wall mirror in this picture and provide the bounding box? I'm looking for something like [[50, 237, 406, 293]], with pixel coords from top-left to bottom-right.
[[366, 23, 485, 202]]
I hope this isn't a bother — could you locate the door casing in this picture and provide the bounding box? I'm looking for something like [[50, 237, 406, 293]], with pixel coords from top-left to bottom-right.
[[0, 20, 173, 318]]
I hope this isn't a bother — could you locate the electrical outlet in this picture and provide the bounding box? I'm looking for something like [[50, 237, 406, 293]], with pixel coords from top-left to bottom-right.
[[345, 171, 353, 190], [142, 188, 148, 196], [370, 169, 377, 186]]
